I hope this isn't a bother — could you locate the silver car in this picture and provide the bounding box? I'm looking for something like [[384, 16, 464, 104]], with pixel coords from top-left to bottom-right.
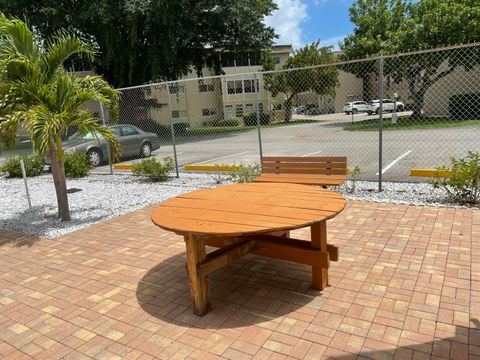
[[61, 125, 161, 166]]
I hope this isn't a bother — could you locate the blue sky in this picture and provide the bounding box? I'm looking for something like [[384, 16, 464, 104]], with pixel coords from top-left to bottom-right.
[[265, 0, 356, 50]]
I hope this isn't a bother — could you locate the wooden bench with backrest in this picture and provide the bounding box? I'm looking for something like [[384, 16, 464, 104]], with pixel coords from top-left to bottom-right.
[[253, 156, 348, 187]]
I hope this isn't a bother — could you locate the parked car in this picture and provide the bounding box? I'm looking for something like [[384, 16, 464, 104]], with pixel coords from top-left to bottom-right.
[[48, 125, 161, 167], [295, 105, 308, 114], [343, 101, 370, 114], [368, 99, 405, 114]]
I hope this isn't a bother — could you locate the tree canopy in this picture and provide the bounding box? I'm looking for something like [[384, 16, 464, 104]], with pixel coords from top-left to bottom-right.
[[0, 0, 278, 87], [262, 41, 339, 120], [341, 0, 480, 116]]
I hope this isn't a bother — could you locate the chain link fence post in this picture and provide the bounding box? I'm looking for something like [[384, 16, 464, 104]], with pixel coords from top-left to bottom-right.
[[254, 72, 264, 162], [378, 56, 385, 192], [99, 102, 113, 175], [166, 83, 180, 178]]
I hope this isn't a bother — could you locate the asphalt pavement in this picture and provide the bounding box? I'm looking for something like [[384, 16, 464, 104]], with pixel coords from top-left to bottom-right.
[[3, 111, 479, 182]]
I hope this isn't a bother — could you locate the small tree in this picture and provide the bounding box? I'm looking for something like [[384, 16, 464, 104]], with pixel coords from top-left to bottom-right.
[[262, 41, 339, 121], [340, 0, 408, 100], [0, 14, 120, 221]]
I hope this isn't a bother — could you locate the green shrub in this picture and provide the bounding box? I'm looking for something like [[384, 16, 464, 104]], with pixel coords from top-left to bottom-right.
[[202, 118, 240, 127], [449, 93, 480, 119], [218, 118, 240, 127], [306, 108, 322, 115], [1, 153, 44, 178], [431, 151, 480, 205], [132, 156, 174, 182], [64, 152, 91, 178], [230, 164, 261, 183], [243, 112, 270, 126], [173, 123, 188, 135]]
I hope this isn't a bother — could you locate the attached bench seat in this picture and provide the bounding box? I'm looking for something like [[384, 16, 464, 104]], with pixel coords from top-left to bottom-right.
[[253, 156, 347, 187]]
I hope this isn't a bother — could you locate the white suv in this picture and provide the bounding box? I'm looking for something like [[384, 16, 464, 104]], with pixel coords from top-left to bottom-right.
[[368, 99, 405, 114], [343, 101, 370, 114]]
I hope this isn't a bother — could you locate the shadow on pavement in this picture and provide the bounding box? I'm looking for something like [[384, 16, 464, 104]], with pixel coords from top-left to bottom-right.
[[136, 251, 326, 329]]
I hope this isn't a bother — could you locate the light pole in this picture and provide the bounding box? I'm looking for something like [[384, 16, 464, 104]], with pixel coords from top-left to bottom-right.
[[392, 92, 399, 125]]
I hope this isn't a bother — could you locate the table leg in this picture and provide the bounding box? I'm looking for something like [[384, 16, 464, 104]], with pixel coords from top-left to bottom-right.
[[311, 221, 328, 290], [184, 234, 211, 315]]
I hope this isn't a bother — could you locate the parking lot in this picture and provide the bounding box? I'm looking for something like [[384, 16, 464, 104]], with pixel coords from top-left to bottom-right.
[[1, 112, 477, 182], [99, 111, 480, 182]]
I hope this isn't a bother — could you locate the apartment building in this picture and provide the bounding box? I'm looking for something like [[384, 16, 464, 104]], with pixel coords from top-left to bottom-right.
[[144, 45, 293, 128]]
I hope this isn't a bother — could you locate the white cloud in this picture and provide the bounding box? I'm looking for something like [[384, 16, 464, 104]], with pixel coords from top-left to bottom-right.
[[265, 0, 308, 49], [312, 0, 329, 6], [320, 34, 346, 51]]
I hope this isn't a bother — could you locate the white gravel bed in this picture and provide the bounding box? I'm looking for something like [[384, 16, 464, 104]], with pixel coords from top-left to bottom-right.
[[0, 172, 224, 239], [339, 180, 478, 209], [1, 172, 476, 239]]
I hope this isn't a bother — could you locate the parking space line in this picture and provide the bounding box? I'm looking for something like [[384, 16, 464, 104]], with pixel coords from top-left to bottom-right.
[[302, 151, 322, 157], [376, 150, 412, 175], [194, 151, 250, 165]]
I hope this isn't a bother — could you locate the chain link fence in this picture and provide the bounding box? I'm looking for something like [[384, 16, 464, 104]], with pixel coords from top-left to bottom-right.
[[2, 44, 479, 187], [111, 43, 479, 186]]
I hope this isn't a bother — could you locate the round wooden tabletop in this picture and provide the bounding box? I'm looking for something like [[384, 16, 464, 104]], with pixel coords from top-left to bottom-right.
[[151, 182, 346, 236]]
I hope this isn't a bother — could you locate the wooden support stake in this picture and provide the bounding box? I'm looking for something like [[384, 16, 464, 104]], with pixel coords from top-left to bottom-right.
[[311, 221, 328, 290], [184, 234, 211, 316]]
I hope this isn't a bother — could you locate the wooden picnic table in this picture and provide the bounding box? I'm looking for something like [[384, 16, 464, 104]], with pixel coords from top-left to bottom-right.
[[151, 182, 346, 316]]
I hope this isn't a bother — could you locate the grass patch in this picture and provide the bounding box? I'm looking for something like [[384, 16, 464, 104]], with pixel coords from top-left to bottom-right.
[[344, 116, 480, 131], [186, 119, 317, 135]]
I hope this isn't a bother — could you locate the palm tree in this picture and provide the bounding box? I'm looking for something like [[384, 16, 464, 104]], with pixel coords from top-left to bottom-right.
[[0, 14, 120, 221]]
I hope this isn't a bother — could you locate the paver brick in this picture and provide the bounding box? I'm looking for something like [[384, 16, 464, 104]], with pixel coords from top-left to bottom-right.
[[0, 201, 478, 359]]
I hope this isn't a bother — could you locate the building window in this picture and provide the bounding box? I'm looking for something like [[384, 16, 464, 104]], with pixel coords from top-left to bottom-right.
[[169, 83, 185, 94], [244, 79, 254, 93], [235, 80, 243, 94], [198, 81, 214, 92], [245, 104, 254, 113], [172, 110, 187, 118], [227, 81, 235, 94], [202, 109, 216, 117], [225, 105, 234, 118], [235, 104, 243, 117], [227, 80, 244, 94], [273, 56, 280, 64]]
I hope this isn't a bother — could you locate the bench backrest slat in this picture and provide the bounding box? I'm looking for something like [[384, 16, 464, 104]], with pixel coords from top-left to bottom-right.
[[261, 156, 347, 175]]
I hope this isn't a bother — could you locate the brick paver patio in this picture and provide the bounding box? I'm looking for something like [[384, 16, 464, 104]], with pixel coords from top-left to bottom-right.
[[0, 201, 479, 359]]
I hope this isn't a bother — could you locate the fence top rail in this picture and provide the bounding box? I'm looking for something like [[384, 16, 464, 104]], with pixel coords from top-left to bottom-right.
[[117, 41, 480, 91]]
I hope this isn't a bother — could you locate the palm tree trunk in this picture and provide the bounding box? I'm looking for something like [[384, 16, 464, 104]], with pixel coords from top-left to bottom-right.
[[49, 145, 71, 221]]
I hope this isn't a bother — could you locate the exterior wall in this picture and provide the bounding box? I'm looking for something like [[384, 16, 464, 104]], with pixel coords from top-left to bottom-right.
[[423, 64, 480, 116], [292, 70, 364, 114], [366, 62, 480, 116], [334, 71, 364, 113]]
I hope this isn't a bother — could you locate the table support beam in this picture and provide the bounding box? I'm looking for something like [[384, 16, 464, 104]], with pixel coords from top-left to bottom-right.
[[204, 234, 335, 268], [184, 234, 210, 316], [199, 239, 256, 276]]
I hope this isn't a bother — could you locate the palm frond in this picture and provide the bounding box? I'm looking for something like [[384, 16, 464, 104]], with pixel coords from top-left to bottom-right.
[[75, 75, 120, 122], [0, 13, 40, 61], [43, 30, 95, 82]]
